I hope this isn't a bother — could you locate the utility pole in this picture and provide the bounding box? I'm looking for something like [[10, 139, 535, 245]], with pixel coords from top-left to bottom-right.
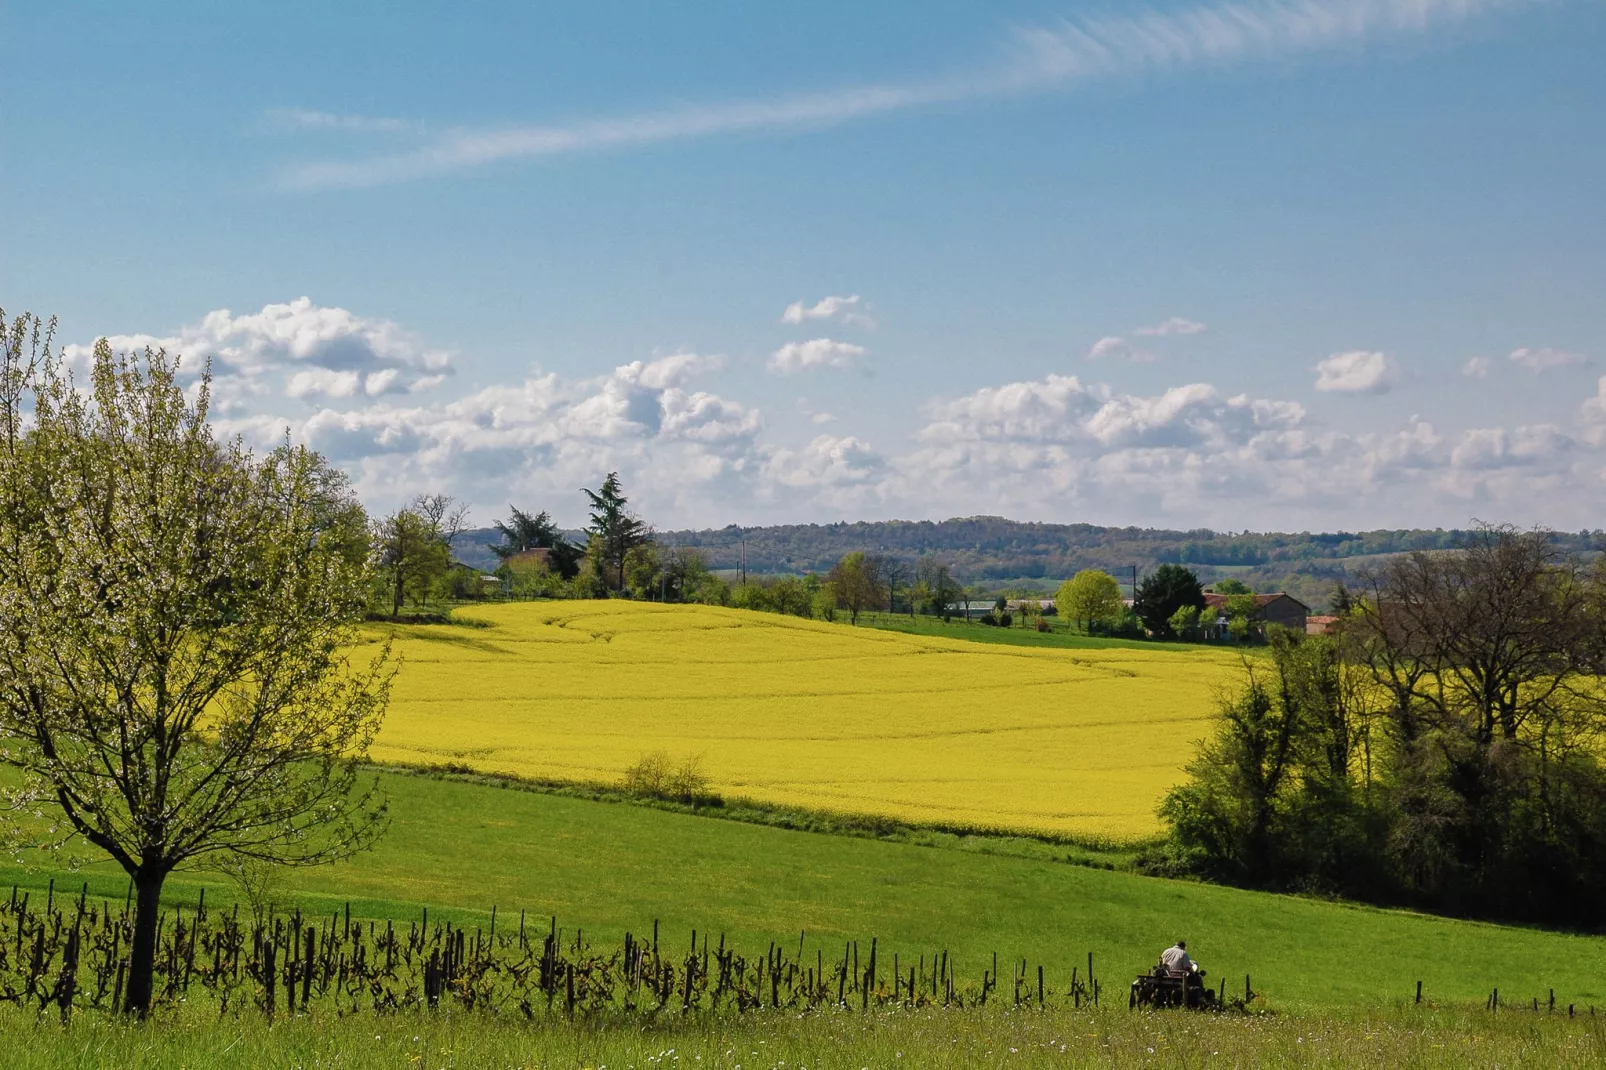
[[739, 528, 747, 587]]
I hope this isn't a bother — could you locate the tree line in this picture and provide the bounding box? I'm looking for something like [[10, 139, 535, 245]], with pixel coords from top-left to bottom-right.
[[1153, 524, 1606, 929], [641, 517, 1605, 612]]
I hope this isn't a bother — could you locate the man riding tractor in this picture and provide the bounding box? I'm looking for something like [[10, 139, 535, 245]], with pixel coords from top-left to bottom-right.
[[1130, 940, 1219, 1010]]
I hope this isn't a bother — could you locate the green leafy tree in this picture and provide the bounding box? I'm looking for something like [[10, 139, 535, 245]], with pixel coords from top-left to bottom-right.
[[1224, 592, 1260, 643], [1212, 578, 1252, 595], [1168, 604, 1201, 640], [1134, 563, 1206, 638], [827, 551, 885, 625], [373, 505, 449, 618], [915, 557, 959, 620], [623, 542, 663, 599], [0, 321, 391, 1016], [583, 472, 649, 594], [1056, 569, 1124, 633], [812, 582, 838, 622]]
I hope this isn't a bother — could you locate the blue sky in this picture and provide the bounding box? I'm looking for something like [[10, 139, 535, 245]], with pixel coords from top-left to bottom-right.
[[5, 0, 1604, 531]]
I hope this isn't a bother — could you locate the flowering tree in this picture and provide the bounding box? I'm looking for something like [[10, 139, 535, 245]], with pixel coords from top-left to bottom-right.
[[0, 312, 392, 1016]]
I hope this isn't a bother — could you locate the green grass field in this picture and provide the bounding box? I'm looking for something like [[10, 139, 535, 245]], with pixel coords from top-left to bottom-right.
[[5, 770, 1601, 1014], [5, 1002, 1603, 1069]]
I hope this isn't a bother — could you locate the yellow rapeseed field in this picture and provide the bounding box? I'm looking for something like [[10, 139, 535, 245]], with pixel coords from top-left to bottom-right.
[[358, 601, 1247, 842]]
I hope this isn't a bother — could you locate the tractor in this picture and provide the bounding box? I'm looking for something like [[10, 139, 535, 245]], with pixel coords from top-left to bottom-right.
[[1129, 961, 1221, 1010]]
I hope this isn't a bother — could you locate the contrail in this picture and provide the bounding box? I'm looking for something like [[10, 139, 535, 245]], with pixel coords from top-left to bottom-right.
[[279, 0, 1534, 190]]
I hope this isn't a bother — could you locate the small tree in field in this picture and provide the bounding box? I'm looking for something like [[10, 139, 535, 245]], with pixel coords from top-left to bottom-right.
[[0, 314, 392, 1017], [1056, 569, 1123, 633], [827, 551, 885, 625]]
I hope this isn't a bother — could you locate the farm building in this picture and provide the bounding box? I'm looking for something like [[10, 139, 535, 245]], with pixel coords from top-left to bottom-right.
[[1202, 592, 1310, 638], [1306, 614, 1340, 635], [1005, 598, 1056, 615]]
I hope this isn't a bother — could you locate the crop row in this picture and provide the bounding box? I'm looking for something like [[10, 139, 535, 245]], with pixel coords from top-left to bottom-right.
[[2, 882, 1121, 1021]]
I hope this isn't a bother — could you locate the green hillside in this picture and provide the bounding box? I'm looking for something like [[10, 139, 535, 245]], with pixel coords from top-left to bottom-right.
[[6, 769, 1598, 1013]]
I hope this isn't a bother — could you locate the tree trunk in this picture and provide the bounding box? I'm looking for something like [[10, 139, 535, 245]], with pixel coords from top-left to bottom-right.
[[123, 867, 167, 1017]]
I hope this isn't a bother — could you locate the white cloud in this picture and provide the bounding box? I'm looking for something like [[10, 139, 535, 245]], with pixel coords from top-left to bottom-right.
[[1509, 346, 1586, 375], [278, 0, 1532, 189], [1449, 424, 1572, 472], [1086, 336, 1154, 363], [64, 297, 454, 406], [1133, 317, 1207, 337], [1582, 377, 1606, 447], [1461, 356, 1492, 379], [811, 411, 838, 425], [1313, 350, 1395, 394], [74, 300, 1606, 531], [220, 351, 766, 523], [769, 338, 867, 374], [781, 295, 873, 328], [768, 434, 886, 489]]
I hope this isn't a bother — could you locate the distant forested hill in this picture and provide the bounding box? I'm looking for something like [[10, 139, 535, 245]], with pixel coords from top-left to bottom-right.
[[453, 517, 1602, 612]]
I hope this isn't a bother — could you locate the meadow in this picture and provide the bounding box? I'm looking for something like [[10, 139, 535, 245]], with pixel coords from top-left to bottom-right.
[[356, 602, 1246, 840], [5, 1002, 1604, 1069], [5, 771, 1601, 1012]]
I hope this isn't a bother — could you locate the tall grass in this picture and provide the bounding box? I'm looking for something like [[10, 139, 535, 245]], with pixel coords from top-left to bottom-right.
[[2, 1002, 1602, 1069]]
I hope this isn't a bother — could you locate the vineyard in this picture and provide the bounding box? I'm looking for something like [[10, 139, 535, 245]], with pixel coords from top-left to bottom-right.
[[359, 601, 1245, 840], [0, 883, 1117, 1021]]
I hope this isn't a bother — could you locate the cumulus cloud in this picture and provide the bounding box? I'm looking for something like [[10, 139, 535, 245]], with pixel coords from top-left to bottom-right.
[[1133, 317, 1207, 337], [1462, 356, 1492, 379], [1509, 346, 1586, 374], [780, 295, 873, 328], [1313, 351, 1395, 394], [71, 300, 1606, 531], [1086, 336, 1153, 363], [219, 351, 765, 522], [64, 297, 454, 407], [769, 338, 867, 374], [1582, 377, 1606, 446], [768, 434, 886, 488], [891, 368, 1606, 529]]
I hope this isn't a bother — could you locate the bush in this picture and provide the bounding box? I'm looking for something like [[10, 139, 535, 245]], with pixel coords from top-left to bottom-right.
[[1035, 617, 1051, 633], [622, 751, 711, 803]]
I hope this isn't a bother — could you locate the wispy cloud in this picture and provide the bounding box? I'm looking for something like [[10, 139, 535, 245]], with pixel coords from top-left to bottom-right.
[[265, 108, 421, 134], [781, 294, 874, 328], [277, 0, 1531, 190], [1086, 336, 1154, 363], [1134, 316, 1207, 337], [1509, 346, 1587, 374]]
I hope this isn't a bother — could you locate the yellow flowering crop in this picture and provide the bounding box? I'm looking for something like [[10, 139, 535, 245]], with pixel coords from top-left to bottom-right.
[[358, 601, 1246, 842]]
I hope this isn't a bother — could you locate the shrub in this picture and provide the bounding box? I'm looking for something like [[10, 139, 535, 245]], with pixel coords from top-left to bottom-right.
[[623, 751, 711, 803], [622, 750, 672, 796]]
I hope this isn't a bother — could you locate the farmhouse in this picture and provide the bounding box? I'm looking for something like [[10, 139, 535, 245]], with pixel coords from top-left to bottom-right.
[[1203, 592, 1309, 638]]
